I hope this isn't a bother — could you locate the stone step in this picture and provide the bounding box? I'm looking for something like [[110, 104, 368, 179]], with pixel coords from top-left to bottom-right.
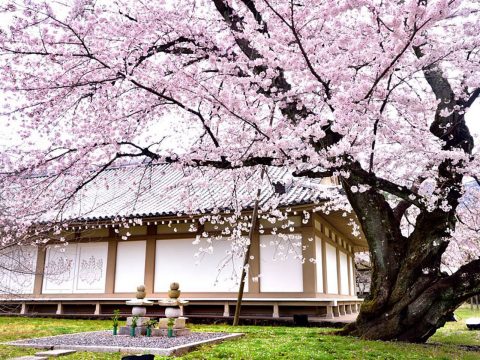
[[35, 349, 77, 357], [9, 356, 48, 360]]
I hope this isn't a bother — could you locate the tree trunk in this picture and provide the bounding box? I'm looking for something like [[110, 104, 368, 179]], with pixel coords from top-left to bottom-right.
[[341, 274, 462, 342], [338, 161, 480, 343], [233, 167, 265, 326], [342, 255, 480, 342]]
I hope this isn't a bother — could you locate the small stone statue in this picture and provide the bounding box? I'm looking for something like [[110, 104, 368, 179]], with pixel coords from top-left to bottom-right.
[[168, 282, 180, 299], [136, 284, 147, 299]]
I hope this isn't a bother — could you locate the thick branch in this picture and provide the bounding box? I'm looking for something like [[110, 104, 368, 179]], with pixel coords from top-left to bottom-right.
[[436, 258, 480, 301]]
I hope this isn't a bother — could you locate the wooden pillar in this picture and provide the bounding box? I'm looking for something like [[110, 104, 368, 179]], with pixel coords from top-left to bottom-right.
[[322, 238, 328, 294], [56, 303, 63, 315], [325, 305, 334, 319], [223, 303, 230, 317], [33, 245, 47, 295], [345, 304, 352, 314], [94, 303, 101, 315], [336, 244, 342, 295], [301, 226, 316, 294], [20, 303, 27, 315], [347, 255, 352, 296], [272, 303, 280, 318], [105, 231, 118, 294], [144, 224, 157, 294]]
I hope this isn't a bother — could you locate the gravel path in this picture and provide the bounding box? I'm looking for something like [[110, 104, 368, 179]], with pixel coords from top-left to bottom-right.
[[10, 330, 231, 349]]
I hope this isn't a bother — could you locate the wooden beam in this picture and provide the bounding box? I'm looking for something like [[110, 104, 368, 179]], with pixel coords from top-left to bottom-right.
[[336, 241, 342, 296], [144, 224, 157, 294], [104, 229, 118, 294], [322, 237, 328, 294], [301, 226, 316, 293], [347, 255, 352, 296]]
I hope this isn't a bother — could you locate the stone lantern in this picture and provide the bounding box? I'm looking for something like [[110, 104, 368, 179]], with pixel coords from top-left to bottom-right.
[[157, 282, 190, 336], [118, 284, 153, 336]]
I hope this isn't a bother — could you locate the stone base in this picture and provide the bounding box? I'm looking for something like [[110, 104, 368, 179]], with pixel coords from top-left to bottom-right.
[[35, 349, 77, 357], [118, 325, 190, 337], [118, 326, 147, 336], [151, 328, 191, 337], [159, 317, 186, 329], [126, 316, 151, 327]]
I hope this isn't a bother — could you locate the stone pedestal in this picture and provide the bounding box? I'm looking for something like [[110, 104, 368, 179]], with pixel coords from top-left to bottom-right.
[[159, 317, 186, 329], [118, 326, 147, 336], [151, 328, 191, 337], [126, 316, 151, 327]]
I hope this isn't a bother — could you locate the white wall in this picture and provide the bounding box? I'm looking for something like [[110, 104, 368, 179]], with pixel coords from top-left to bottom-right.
[[260, 234, 303, 292], [115, 240, 146, 293], [0, 245, 37, 294], [43, 242, 108, 294], [154, 238, 245, 292], [325, 242, 338, 294], [339, 251, 349, 295], [315, 236, 323, 293]]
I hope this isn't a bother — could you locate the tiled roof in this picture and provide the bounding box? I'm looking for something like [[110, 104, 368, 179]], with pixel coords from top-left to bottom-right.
[[59, 163, 335, 222]]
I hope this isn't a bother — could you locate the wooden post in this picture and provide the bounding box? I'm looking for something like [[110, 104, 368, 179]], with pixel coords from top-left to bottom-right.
[[144, 224, 157, 294], [301, 226, 316, 294], [223, 303, 230, 317], [322, 237, 328, 294], [56, 303, 63, 315], [105, 233, 118, 294], [336, 245, 342, 295], [272, 303, 280, 318], [233, 168, 265, 326], [347, 255, 352, 296]]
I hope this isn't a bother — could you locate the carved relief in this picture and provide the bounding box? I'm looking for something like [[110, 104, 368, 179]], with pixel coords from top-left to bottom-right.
[[0, 246, 37, 294], [78, 256, 103, 285], [9, 247, 37, 292], [43, 242, 108, 294], [45, 256, 74, 285]]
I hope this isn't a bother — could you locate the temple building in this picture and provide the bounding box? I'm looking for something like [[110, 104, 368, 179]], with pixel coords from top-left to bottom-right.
[[0, 164, 366, 320]]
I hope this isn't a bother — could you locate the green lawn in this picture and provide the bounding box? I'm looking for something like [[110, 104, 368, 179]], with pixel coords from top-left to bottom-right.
[[0, 308, 479, 359]]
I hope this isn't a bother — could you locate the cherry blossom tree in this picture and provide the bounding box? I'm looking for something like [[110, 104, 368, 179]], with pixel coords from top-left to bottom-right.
[[0, 0, 479, 342]]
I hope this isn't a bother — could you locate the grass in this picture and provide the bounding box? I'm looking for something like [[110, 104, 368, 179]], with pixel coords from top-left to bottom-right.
[[0, 308, 479, 359], [430, 308, 480, 347]]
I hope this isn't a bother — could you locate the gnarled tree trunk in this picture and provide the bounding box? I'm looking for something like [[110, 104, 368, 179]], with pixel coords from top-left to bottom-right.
[[339, 53, 479, 341], [340, 173, 480, 342]]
